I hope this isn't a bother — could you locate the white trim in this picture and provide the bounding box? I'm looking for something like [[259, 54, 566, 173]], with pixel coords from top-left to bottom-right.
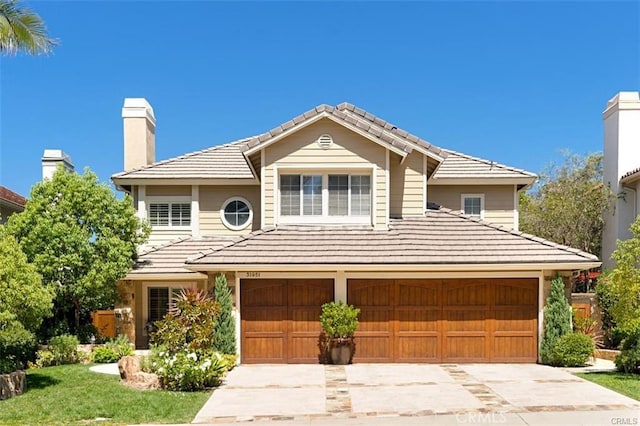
[[461, 193, 485, 219], [124, 272, 208, 280], [278, 215, 370, 225], [423, 155, 428, 213], [235, 272, 241, 361], [113, 178, 260, 186], [146, 195, 192, 203], [513, 185, 519, 231], [260, 150, 265, 228], [335, 270, 347, 302], [274, 163, 375, 171], [538, 271, 545, 363], [191, 185, 200, 237], [428, 177, 535, 186], [273, 164, 279, 226], [220, 196, 254, 231], [146, 197, 193, 228], [137, 185, 146, 221], [385, 149, 390, 227]]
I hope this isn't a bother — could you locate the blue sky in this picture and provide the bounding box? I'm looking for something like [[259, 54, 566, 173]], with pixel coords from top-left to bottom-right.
[[1, 1, 638, 198]]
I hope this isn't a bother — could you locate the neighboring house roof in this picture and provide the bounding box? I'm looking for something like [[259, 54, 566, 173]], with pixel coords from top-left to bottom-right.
[[620, 167, 640, 184], [127, 236, 235, 278], [112, 140, 255, 181], [185, 206, 598, 267], [240, 103, 447, 161], [0, 186, 27, 210], [430, 150, 537, 184]]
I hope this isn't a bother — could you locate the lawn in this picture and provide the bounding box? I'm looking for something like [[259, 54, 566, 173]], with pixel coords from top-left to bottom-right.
[[0, 364, 212, 425], [576, 372, 640, 401]]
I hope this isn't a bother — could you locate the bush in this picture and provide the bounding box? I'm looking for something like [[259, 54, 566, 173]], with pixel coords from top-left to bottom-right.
[[320, 301, 360, 341], [552, 333, 595, 367], [212, 274, 237, 355], [105, 335, 133, 358], [0, 314, 37, 373], [615, 326, 640, 373], [76, 323, 99, 344], [540, 277, 573, 364], [151, 289, 219, 352], [49, 334, 80, 365], [149, 348, 227, 391], [32, 350, 55, 368], [92, 346, 120, 363]]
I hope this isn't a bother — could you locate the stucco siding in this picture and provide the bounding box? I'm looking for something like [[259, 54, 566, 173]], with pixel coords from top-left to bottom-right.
[[199, 185, 261, 235], [390, 151, 425, 217], [428, 184, 516, 228], [263, 118, 387, 227]]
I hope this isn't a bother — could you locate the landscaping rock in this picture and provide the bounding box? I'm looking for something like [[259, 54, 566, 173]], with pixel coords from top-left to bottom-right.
[[118, 355, 141, 381], [127, 372, 160, 390], [0, 371, 26, 400]]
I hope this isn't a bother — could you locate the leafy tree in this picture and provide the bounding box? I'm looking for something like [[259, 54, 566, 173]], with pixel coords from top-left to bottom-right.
[[520, 152, 613, 256], [599, 215, 640, 333], [540, 276, 572, 364], [5, 166, 150, 332], [212, 274, 236, 355], [0, 0, 57, 55]]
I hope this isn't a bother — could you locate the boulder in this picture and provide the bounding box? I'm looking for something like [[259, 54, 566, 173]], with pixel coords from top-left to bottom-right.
[[126, 372, 160, 390], [118, 355, 141, 381]]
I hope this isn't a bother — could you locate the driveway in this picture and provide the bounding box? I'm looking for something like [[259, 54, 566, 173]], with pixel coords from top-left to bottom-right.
[[192, 363, 640, 423]]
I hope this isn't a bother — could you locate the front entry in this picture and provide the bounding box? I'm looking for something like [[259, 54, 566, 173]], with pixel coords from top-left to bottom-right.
[[240, 279, 334, 363]]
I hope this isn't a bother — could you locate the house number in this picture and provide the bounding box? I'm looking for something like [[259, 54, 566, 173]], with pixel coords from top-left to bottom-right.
[[245, 272, 261, 278]]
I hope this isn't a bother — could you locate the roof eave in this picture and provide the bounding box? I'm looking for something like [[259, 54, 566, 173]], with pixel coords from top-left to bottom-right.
[[428, 177, 537, 186], [123, 272, 208, 280], [111, 177, 260, 186]]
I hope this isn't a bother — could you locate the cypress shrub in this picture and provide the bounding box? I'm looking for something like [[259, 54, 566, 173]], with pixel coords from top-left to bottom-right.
[[540, 276, 572, 364], [212, 274, 237, 355]]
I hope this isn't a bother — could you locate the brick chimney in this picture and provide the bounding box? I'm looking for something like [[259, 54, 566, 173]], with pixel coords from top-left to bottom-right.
[[602, 91, 640, 267], [122, 98, 156, 171], [42, 149, 74, 180]]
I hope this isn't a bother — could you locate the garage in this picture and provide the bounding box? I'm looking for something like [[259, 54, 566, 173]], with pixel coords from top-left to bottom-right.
[[240, 279, 334, 363], [348, 278, 538, 363]]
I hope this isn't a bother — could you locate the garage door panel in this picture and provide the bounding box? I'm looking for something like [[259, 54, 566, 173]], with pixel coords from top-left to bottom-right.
[[290, 280, 334, 306], [397, 309, 438, 332], [358, 309, 392, 332], [446, 310, 486, 332], [242, 279, 286, 307], [242, 337, 285, 363], [397, 336, 438, 361], [397, 280, 440, 306], [353, 336, 392, 360], [290, 308, 323, 332], [493, 336, 536, 360], [494, 310, 536, 332], [494, 280, 537, 306], [243, 309, 286, 333], [288, 336, 323, 363], [445, 280, 489, 306], [446, 336, 486, 359], [349, 280, 392, 306]]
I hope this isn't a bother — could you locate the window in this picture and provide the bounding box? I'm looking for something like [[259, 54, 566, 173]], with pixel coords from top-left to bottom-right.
[[461, 194, 484, 218], [280, 173, 371, 220], [147, 287, 183, 322], [148, 203, 191, 227], [221, 197, 253, 230]]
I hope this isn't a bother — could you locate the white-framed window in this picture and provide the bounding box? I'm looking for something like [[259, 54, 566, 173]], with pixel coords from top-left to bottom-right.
[[147, 287, 183, 323], [220, 197, 253, 231], [148, 202, 191, 227], [279, 173, 371, 223], [461, 193, 484, 219]]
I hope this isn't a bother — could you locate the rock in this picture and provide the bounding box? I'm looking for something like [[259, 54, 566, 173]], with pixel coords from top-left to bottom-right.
[[125, 372, 160, 390], [118, 355, 141, 381], [0, 371, 26, 400]]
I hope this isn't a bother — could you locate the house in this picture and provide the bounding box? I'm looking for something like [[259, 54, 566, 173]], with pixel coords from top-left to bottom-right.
[[112, 98, 599, 363], [0, 186, 26, 224], [602, 91, 640, 269]]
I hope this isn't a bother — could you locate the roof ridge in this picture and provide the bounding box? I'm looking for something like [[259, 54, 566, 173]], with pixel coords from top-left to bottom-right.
[[138, 235, 195, 257], [442, 149, 537, 177], [434, 207, 597, 260], [113, 137, 254, 178], [185, 226, 277, 263]]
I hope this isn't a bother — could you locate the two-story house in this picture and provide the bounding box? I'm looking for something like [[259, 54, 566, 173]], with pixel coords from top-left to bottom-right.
[[112, 98, 599, 364]]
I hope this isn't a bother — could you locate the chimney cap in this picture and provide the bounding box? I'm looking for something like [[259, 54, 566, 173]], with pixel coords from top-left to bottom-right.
[[604, 91, 640, 118], [122, 98, 156, 125], [42, 149, 73, 165]]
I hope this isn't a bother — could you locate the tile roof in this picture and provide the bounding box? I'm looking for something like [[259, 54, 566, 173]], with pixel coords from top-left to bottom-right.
[[240, 103, 447, 160], [129, 236, 235, 275], [112, 139, 255, 180], [0, 186, 27, 209], [431, 150, 537, 181], [620, 167, 640, 183], [186, 207, 598, 266]]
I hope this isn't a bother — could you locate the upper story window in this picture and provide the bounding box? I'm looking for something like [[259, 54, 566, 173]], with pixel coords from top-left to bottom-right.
[[148, 202, 191, 227], [220, 197, 253, 231], [279, 173, 371, 223], [461, 194, 484, 219]]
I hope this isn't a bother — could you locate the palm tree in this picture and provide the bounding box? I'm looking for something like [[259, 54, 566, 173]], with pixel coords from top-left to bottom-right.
[[0, 0, 56, 55]]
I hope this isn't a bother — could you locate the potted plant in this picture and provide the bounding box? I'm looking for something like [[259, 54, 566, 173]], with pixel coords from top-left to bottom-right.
[[319, 301, 360, 365]]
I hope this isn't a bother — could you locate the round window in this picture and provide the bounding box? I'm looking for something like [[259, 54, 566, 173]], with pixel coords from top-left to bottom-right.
[[221, 197, 252, 230]]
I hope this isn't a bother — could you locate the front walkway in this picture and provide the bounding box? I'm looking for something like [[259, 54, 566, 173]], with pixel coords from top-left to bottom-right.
[[192, 363, 640, 423]]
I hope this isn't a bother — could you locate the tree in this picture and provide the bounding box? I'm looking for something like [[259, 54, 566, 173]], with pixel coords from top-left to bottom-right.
[[599, 215, 640, 333], [0, 232, 52, 332], [0, 0, 57, 55], [212, 274, 236, 355], [520, 152, 613, 257], [5, 166, 150, 333], [540, 276, 572, 364]]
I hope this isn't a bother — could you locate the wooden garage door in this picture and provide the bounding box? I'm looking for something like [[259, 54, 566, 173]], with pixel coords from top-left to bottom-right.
[[348, 278, 537, 363], [241, 279, 334, 363]]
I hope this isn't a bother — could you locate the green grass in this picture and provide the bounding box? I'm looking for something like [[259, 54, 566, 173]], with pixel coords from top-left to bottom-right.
[[0, 364, 212, 425], [576, 371, 640, 401]]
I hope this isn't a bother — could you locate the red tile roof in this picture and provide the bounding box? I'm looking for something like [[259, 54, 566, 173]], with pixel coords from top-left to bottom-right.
[[0, 186, 27, 209]]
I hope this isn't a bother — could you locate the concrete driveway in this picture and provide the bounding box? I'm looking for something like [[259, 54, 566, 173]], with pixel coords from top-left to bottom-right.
[[192, 364, 640, 424]]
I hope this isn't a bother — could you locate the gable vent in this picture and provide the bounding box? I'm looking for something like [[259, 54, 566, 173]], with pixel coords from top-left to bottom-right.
[[317, 134, 333, 149]]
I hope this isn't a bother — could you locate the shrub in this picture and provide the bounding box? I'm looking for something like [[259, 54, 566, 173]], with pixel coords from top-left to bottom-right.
[[552, 332, 594, 367], [540, 277, 572, 364], [0, 313, 37, 373], [32, 350, 55, 368], [104, 334, 133, 358], [320, 301, 360, 342], [615, 326, 640, 373], [596, 281, 623, 348], [149, 348, 227, 391], [212, 274, 237, 355], [76, 323, 99, 344], [151, 289, 219, 353], [49, 334, 80, 365], [92, 346, 120, 363]]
